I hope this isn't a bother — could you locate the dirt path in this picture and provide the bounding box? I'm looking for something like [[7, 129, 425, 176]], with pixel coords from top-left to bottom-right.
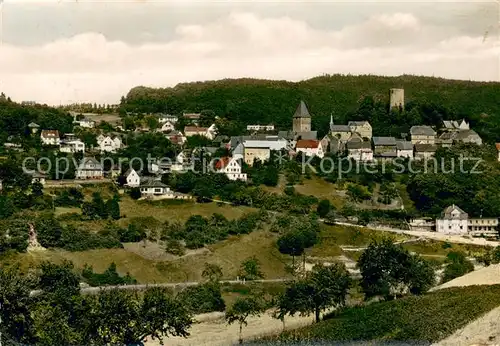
[[145, 310, 316, 346]]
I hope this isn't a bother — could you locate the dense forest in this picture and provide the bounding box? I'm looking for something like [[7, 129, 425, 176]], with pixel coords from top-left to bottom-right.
[[0, 94, 73, 145], [120, 74, 500, 142]]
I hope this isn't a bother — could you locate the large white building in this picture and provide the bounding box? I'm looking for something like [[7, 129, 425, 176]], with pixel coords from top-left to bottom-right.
[[436, 205, 469, 235], [436, 205, 498, 238]]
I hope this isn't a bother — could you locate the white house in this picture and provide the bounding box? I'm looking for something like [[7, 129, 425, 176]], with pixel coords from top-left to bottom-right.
[[74, 117, 95, 129], [247, 124, 275, 131], [60, 140, 85, 153], [436, 204, 469, 235], [295, 139, 324, 158], [124, 168, 141, 187], [215, 157, 247, 181], [139, 180, 170, 195], [76, 157, 103, 180], [159, 121, 176, 133], [98, 136, 122, 153]]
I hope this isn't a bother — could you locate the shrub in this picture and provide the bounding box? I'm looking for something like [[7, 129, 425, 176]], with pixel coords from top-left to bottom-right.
[[178, 282, 226, 314]]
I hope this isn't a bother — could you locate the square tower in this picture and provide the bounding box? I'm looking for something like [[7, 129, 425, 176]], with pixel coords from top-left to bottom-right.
[[293, 100, 311, 132]]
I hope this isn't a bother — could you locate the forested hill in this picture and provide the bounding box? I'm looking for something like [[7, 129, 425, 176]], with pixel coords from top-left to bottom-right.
[[121, 74, 500, 141]]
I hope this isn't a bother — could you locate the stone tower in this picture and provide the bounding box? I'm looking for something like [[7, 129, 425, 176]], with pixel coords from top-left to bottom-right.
[[292, 100, 311, 132], [389, 88, 405, 111]]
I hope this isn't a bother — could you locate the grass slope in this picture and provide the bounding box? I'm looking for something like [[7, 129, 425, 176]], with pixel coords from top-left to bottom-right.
[[268, 285, 500, 344], [7, 230, 288, 284]]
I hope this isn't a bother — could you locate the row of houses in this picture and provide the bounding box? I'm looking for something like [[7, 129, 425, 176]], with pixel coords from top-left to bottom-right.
[[410, 204, 499, 239], [38, 130, 124, 153]]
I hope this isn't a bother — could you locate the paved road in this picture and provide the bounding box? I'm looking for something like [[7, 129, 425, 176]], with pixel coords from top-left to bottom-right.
[[29, 278, 288, 296], [334, 221, 500, 247]]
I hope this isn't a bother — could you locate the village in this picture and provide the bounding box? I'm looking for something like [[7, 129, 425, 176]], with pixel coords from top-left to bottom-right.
[[4, 88, 498, 242]]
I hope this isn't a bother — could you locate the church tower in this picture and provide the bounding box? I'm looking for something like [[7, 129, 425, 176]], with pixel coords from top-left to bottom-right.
[[292, 100, 311, 132]]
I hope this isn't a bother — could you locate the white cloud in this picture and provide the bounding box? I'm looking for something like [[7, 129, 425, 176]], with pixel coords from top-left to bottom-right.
[[0, 11, 497, 105]]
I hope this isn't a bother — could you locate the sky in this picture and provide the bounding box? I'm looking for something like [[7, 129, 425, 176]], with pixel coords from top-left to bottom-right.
[[0, 0, 498, 105]]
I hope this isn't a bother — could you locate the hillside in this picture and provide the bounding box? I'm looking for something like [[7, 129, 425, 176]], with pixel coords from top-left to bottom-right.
[[122, 74, 500, 141], [265, 285, 500, 344]]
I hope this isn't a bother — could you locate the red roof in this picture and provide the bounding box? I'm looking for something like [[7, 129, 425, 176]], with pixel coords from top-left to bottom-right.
[[496, 143, 500, 151], [215, 157, 231, 170], [184, 126, 208, 133], [296, 139, 320, 149], [41, 130, 60, 138]]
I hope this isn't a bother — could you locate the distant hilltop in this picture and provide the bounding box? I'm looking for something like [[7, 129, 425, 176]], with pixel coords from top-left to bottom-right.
[[120, 74, 500, 142]]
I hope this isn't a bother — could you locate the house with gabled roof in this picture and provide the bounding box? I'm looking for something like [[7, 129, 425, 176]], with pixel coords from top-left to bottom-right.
[[410, 126, 436, 145], [215, 157, 247, 181], [436, 204, 469, 235], [28, 122, 40, 134], [396, 140, 413, 158], [295, 139, 324, 158], [372, 137, 396, 155], [348, 121, 372, 139], [414, 143, 437, 160], [453, 129, 482, 146], [347, 140, 373, 161], [76, 157, 103, 180], [124, 168, 141, 187], [442, 119, 469, 131]]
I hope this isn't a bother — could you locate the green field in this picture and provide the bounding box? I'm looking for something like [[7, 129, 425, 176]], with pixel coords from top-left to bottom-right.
[[308, 224, 408, 258], [267, 285, 500, 343]]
